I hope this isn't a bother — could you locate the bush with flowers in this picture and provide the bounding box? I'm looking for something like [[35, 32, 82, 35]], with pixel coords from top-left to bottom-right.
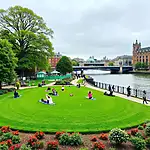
[[90, 136, 97, 142], [9, 144, 22, 150], [12, 131, 19, 136], [2, 132, 13, 141], [27, 136, 38, 147], [0, 142, 8, 150], [34, 131, 45, 140], [20, 144, 32, 150], [131, 128, 138, 136], [109, 128, 129, 144], [127, 131, 131, 138], [55, 132, 64, 139], [92, 141, 105, 150], [99, 133, 108, 141], [46, 141, 59, 150], [59, 133, 70, 145], [1, 126, 10, 133]]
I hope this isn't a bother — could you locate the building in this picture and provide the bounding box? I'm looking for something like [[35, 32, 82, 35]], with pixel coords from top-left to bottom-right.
[[49, 52, 62, 69], [113, 55, 132, 66], [132, 40, 150, 65]]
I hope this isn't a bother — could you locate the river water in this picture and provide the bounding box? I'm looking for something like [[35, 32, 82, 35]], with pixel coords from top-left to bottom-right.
[[83, 70, 150, 94]]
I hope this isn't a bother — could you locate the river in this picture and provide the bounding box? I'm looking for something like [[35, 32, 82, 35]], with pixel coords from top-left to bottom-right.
[[83, 70, 150, 93]]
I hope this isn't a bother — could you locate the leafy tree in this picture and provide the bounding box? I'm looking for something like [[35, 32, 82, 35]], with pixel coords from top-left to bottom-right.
[[135, 62, 148, 70], [0, 6, 54, 76], [56, 56, 73, 75], [0, 39, 17, 89], [108, 62, 114, 66], [135, 62, 141, 70], [72, 59, 79, 66]]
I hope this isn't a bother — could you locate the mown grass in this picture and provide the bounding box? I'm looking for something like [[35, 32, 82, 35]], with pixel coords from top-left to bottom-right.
[[28, 80, 53, 86], [0, 86, 149, 133], [77, 79, 85, 84]]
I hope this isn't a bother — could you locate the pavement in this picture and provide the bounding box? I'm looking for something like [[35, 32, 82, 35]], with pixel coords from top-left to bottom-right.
[[72, 78, 150, 106]]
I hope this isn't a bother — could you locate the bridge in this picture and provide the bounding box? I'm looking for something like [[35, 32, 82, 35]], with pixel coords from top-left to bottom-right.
[[73, 66, 133, 74]]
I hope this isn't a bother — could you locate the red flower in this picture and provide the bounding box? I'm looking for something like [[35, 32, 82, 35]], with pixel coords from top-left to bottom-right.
[[1, 126, 10, 133], [6, 139, 12, 147], [0, 141, 6, 145], [127, 131, 131, 137], [47, 141, 59, 149], [92, 141, 105, 150], [12, 130, 19, 135], [99, 133, 108, 140], [90, 136, 98, 142], [131, 128, 138, 136], [34, 131, 45, 139], [55, 131, 65, 139], [9, 144, 21, 150]]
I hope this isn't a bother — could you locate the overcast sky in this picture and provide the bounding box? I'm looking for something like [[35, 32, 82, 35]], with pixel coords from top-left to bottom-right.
[[1, 0, 150, 60]]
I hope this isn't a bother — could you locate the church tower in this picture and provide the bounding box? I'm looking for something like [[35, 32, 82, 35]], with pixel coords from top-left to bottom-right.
[[132, 40, 141, 65]]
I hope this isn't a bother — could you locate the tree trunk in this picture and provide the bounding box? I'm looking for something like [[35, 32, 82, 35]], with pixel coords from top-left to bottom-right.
[[0, 81, 2, 89]]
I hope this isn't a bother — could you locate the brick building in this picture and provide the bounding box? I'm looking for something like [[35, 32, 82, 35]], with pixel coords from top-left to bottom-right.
[[49, 52, 62, 69], [132, 40, 150, 65]]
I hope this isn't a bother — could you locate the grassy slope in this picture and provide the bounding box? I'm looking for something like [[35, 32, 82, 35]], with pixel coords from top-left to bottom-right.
[[0, 86, 149, 133]]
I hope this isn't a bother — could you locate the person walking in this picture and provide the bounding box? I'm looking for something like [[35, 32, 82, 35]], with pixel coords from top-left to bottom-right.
[[143, 90, 148, 104], [127, 86, 131, 97], [108, 85, 111, 92], [112, 85, 115, 91]]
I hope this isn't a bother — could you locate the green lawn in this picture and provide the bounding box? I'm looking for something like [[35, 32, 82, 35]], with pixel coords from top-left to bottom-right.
[[0, 86, 150, 133], [28, 80, 53, 86]]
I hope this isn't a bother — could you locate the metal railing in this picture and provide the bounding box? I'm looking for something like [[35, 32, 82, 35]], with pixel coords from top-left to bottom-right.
[[85, 77, 150, 100]]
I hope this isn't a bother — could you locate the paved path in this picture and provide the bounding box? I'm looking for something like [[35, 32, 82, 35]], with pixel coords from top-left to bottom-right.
[[72, 78, 150, 106]]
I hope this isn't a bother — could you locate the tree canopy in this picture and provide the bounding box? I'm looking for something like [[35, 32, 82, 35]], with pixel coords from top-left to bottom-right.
[[135, 62, 148, 70], [0, 39, 17, 89], [56, 56, 73, 75], [72, 59, 79, 66], [0, 6, 54, 76], [108, 62, 114, 66]]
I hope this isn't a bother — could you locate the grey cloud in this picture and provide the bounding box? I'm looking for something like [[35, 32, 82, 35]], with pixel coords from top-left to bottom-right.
[[1, 0, 150, 59]]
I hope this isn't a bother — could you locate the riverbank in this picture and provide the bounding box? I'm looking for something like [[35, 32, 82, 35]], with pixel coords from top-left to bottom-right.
[[130, 70, 150, 74]]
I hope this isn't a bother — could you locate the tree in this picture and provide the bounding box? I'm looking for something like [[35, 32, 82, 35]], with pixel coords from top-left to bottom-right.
[[72, 59, 79, 66], [56, 56, 73, 75], [0, 39, 17, 89], [108, 62, 114, 66], [135, 62, 148, 70], [0, 6, 54, 76]]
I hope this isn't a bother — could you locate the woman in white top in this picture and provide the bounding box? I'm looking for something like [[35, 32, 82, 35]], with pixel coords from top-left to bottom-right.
[[46, 94, 54, 104]]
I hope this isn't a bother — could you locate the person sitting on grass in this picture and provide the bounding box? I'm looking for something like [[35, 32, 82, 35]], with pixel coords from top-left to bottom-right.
[[88, 91, 93, 99], [14, 90, 20, 98], [46, 86, 51, 92], [61, 85, 65, 91], [49, 88, 58, 96]]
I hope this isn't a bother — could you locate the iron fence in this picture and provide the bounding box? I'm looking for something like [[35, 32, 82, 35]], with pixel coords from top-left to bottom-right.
[[85, 77, 150, 100]]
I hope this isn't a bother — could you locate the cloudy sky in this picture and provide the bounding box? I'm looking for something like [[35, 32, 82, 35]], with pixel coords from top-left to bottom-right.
[[1, 0, 150, 60]]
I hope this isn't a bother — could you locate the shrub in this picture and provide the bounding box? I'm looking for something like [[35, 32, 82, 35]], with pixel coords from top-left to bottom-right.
[[135, 133, 144, 139], [131, 128, 138, 136], [59, 133, 70, 145], [27, 136, 38, 147], [69, 133, 83, 146], [0, 143, 8, 150], [39, 141, 44, 149], [92, 141, 105, 150], [1, 126, 10, 133], [138, 125, 144, 130], [99, 133, 108, 140], [145, 124, 150, 136], [127, 131, 131, 138], [34, 131, 45, 140], [46, 141, 59, 150], [20, 144, 32, 150], [12, 135, 20, 144], [143, 123, 147, 128], [2, 132, 13, 141], [30, 141, 41, 149], [90, 136, 97, 142], [145, 137, 150, 145], [12, 131, 19, 136], [55, 132, 64, 139], [130, 137, 146, 150], [9, 144, 22, 150], [109, 128, 129, 144], [6, 139, 12, 147], [0, 130, 3, 136]]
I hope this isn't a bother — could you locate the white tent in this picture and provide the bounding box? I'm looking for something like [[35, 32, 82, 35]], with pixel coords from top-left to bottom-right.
[[51, 70, 60, 74]]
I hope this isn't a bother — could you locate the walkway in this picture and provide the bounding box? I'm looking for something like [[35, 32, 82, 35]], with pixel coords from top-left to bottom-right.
[[72, 78, 150, 106]]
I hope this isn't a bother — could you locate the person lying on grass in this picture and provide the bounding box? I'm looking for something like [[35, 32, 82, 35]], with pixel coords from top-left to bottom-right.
[[14, 89, 20, 98], [104, 90, 115, 97], [40, 94, 55, 105]]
